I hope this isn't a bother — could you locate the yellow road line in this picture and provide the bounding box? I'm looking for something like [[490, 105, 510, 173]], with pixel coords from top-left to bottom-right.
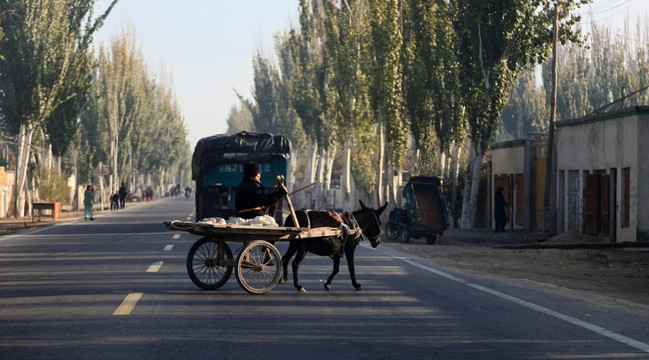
[[146, 261, 163, 272], [113, 293, 143, 316]]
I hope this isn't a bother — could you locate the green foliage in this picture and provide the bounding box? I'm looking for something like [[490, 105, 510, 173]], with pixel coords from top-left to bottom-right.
[[368, 1, 407, 168], [0, 0, 117, 143], [452, 0, 591, 151], [502, 19, 649, 141], [403, 0, 465, 173], [79, 28, 188, 188], [38, 170, 71, 203], [498, 69, 548, 140], [544, 21, 649, 119]]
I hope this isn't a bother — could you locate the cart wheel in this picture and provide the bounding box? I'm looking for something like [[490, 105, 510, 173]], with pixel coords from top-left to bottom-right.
[[399, 226, 411, 244], [385, 221, 399, 241], [236, 240, 282, 294], [186, 237, 233, 290], [426, 234, 437, 245]]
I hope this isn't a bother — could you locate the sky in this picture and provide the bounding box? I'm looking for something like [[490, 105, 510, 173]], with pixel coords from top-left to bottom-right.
[[93, 0, 648, 150], [94, 0, 299, 149]]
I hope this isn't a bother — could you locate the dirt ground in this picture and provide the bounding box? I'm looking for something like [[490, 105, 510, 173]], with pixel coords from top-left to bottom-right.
[[381, 228, 649, 312]]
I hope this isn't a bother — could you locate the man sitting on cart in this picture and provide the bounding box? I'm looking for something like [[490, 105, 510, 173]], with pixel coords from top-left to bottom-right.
[[235, 162, 288, 219]]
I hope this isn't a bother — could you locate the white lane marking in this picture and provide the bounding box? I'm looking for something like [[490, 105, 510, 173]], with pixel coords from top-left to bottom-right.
[[146, 261, 163, 272], [172, 234, 180, 239], [163, 244, 174, 251], [186, 217, 192, 220], [113, 293, 143, 316], [395, 256, 649, 353]]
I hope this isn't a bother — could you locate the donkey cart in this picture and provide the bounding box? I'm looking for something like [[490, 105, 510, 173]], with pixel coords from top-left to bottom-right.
[[385, 175, 449, 244], [165, 220, 342, 294]]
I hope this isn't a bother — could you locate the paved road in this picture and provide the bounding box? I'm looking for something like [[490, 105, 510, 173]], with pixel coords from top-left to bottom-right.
[[0, 197, 647, 359]]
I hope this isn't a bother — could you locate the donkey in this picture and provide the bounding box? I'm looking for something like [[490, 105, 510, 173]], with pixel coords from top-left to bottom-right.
[[280, 200, 387, 292]]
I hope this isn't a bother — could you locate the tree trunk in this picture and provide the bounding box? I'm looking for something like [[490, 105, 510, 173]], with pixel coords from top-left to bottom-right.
[[390, 163, 400, 205], [323, 147, 336, 192], [128, 148, 134, 194], [461, 141, 484, 229], [439, 150, 447, 179], [74, 149, 79, 211], [375, 108, 385, 206], [13, 123, 34, 218], [450, 141, 462, 228], [315, 147, 325, 207], [306, 136, 318, 184], [342, 136, 351, 199], [112, 136, 119, 193], [320, 147, 336, 208]]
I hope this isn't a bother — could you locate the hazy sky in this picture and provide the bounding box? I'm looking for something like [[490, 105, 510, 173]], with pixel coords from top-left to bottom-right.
[[94, 0, 299, 149], [93, 0, 648, 149]]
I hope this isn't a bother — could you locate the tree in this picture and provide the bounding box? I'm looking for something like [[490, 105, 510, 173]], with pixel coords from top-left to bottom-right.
[[321, 0, 375, 200], [452, 0, 590, 228], [0, 0, 117, 217], [225, 103, 253, 134], [367, 0, 405, 205], [96, 28, 147, 193], [498, 69, 548, 140], [402, 0, 465, 176]]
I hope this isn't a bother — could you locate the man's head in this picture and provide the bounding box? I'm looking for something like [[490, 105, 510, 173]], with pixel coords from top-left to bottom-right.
[[244, 162, 261, 180]]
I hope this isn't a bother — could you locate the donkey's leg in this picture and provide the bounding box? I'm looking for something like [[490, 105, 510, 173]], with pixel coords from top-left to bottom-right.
[[291, 247, 308, 292], [345, 245, 362, 290], [279, 242, 297, 285], [325, 255, 341, 291]]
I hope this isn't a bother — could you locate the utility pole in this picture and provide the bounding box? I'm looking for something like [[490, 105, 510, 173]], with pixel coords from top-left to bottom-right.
[[543, 3, 559, 235]]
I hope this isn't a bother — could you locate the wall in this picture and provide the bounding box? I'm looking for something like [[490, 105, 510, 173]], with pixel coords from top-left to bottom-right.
[[490, 140, 545, 231], [637, 115, 649, 237], [556, 107, 648, 242], [491, 140, 525, 176]]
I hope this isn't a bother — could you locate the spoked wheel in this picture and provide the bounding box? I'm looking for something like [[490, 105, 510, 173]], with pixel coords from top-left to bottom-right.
[[186, 237, 233, 290], [385, 221, 399, 241], [399, 225, 411, 244], [236, 240, 282, 294]]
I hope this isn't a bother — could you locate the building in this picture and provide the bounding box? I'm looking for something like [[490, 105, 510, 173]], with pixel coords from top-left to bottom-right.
[[554, 106, 649, 242], [489, 138, 546, 232]]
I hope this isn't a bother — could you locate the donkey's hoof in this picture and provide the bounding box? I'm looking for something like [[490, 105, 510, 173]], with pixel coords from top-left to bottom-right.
[[297, 286, 307, 292], [324, 284, 331, 291], [354, 284, 363, 291], [279, 278, 286, 285]]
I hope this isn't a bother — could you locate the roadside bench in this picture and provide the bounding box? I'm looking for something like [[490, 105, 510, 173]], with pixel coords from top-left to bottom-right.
[[32, 201, 61, 222]]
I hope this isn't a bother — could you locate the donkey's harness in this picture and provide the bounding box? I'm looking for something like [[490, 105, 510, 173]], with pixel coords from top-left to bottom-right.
[[329, 210, 362, 257]]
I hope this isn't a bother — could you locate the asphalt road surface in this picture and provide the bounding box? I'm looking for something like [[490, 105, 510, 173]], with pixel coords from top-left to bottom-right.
[[0, 197, 647, 359]]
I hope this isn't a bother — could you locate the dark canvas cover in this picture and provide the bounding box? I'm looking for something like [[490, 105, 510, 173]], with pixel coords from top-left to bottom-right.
[[191, 131, 291, 180]]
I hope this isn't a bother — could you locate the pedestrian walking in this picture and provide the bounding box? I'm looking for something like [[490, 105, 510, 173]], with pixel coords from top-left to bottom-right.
[[84, 185, 95, 220]]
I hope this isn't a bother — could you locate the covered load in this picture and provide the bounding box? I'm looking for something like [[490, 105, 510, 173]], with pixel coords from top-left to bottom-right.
[[192, 131, 291, 220]]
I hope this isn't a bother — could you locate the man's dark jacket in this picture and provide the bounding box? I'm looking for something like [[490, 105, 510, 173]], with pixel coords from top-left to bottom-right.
[[235, 178, 287, 219]]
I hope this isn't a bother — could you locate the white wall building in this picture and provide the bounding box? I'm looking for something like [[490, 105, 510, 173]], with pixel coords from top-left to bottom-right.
[[555, 106, 649, 242]]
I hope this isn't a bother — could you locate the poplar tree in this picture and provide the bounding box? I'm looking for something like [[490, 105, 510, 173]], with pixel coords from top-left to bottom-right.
[[452, 0, 590, 228], [0, 0, 117, 217], [367, 0, 406, 205]]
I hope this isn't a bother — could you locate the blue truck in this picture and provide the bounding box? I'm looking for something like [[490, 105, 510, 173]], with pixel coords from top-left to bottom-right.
[[191, 131, 291, 221]]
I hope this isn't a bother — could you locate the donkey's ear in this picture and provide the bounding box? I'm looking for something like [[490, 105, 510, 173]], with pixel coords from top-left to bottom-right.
[[359, 199, 368, 209], [377, 202, 388, 215]]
